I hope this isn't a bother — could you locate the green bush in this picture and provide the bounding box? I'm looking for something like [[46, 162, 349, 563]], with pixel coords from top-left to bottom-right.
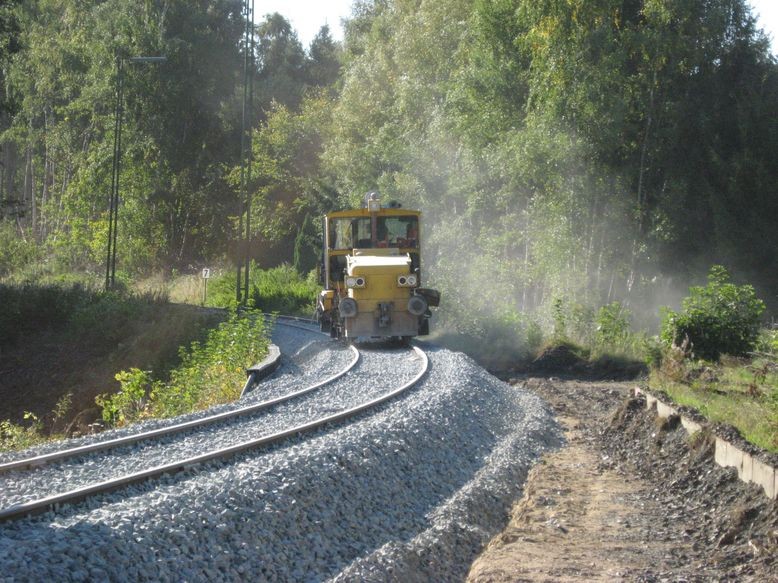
[[756, 328, 778, 356], [0, 223, 40, 277], [0, 413, 45, 452], [526, 319, 544, 353], [0, 282, 173, 354], [96, 369, 155, 426], [595, 302, 631, 347], [0, 283, 93, 346], [551, 296, 567, 340], [641, 335, 665, 368], [153, 309, 269, 416], [660, 266, 766, 361], [69, 291, 147, 344], [250, 265, 318, 315]]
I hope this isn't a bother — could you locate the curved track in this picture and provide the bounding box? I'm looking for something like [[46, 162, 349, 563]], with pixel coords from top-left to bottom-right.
[[0, 318, 356, 475], [0, 319, 428, 522]]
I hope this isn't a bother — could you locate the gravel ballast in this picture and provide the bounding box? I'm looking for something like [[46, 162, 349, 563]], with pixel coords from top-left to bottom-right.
[[0, 343, 415, 508], [0, 338, 560, 581], [0, 323, 349, 466]]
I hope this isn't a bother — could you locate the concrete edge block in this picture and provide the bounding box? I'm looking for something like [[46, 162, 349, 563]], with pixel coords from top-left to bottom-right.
[[639, 389, 777, 501], [715, 438, 745, 474], [680, 416, 702, 435], [714, 437, 729, 468], [242, 344, 282, 396], [741, 452, 753, 483], [656, 400, 676, 419], [751, 457, 778, 500], [634, 387, 657, 411]]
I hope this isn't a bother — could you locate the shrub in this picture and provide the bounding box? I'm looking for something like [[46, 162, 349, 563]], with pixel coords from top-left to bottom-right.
[[0, 223, 40, 277], [569, 302, 595, 345], [152, 309, 269, 416], [595, 302, 631, 347], [206, 263, 318, 315], [641, 335, 665, 368], [69, 290, 146, 344], [756, 328, 778, 356], [660, 266, 765, 361], [551, 296, 567, 340], [250, 265, 318, 315], [0, 413, 45, 452], [0, 283, 93, 346], [95, 369, 156, 426], [526, 319, 544, 353]]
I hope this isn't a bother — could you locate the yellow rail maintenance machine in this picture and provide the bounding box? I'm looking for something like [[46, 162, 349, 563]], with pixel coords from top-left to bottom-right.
[[316, 192, 440, 342]]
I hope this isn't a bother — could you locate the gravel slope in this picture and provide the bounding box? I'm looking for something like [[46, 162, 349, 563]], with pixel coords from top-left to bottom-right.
[[0, 340, 560, 581]]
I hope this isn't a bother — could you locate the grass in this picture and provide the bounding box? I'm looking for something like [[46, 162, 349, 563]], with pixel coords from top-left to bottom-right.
[[650, 350, 778, 453], [136, 263, 319, 316], [205, 263, 318, 315], [0, 416, 49, 452], [1, 395, 74, 453]]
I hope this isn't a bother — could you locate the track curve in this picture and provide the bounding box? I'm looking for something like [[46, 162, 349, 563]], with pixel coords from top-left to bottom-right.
[[0, 319, 357, 475], [0, 319, 428, 522]]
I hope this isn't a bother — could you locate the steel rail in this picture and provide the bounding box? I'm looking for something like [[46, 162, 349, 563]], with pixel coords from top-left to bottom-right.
[[0, 320, 357, 475], [0, 346, 427, 522]]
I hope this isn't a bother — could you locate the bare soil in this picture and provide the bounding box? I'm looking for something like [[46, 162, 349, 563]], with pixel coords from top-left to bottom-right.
[[0, 304, 221, 436], [468, 378, 778, 582]]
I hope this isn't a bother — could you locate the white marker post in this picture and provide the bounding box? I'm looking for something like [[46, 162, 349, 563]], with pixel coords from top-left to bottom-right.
[[201, 268, 211, 305]]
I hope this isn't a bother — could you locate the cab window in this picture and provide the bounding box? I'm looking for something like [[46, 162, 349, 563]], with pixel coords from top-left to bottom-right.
[[379, 216, 418, 249], [328, 215, 418, 249], [329, 217, 371, 250]]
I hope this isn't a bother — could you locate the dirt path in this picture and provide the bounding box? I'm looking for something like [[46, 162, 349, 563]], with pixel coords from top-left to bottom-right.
[[469, 416, 682, 581], [467, 378, 777, 582]]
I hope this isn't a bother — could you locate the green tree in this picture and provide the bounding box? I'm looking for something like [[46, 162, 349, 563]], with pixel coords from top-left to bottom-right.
[[306, 24, 341, 88], [293, 212, 319, 275], [255, 12, 307, 114], [661, 266, 766, 360], [2, 0, 245, 272]]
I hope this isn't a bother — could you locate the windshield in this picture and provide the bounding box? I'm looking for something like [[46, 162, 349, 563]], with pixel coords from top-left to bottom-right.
[[329, 216, 419, 250]]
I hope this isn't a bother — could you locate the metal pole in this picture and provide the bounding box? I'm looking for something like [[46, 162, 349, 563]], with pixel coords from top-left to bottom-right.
[[103, 56, 166, 291], [105, 57, 120, 291], [237, 0, 252, 304], [243, 0, 255, 303], [110, 60, 124, 289]]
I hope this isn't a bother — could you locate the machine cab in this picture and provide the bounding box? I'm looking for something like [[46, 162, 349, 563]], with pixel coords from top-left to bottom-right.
[[316, 193, 438, 340]]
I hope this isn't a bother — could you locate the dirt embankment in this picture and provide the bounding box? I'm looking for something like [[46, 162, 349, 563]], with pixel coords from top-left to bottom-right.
[[0, 304, 222, 436], [468, 378, 777, 582]]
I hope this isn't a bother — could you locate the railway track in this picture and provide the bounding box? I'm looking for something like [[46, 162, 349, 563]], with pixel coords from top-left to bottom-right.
[[0, 319, 428, 523]]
